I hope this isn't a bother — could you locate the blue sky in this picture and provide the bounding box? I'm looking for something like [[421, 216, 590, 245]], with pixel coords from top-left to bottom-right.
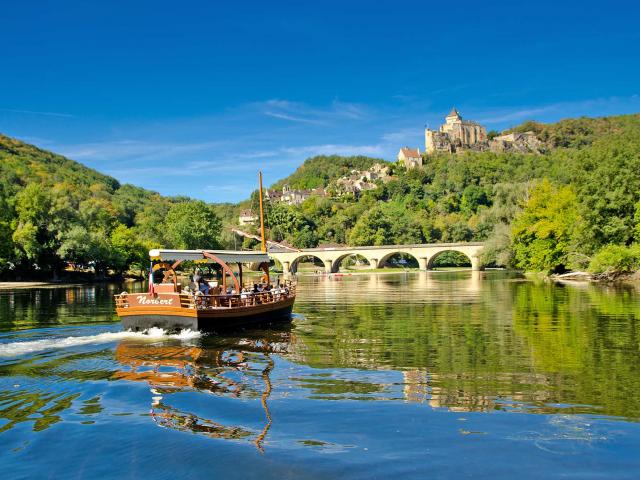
[[1, 0, 639, 202]]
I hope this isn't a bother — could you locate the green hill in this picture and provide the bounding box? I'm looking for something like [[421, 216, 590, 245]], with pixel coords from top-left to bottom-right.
[[261, 113, 640, 274], [271, 155, 388, 190], [0, 134, 222, 279], [2, 112, 639, 279]]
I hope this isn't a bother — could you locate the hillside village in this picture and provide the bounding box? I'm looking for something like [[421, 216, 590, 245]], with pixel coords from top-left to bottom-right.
[[238, 107, 548, 225], [239, 164, 394, 225], [238, 107, 546, 225]]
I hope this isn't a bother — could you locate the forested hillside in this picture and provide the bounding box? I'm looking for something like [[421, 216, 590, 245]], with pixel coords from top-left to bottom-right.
[[271, 155, 387, 190], [258, 114, 640, 275], [0, 134, 222, 279], [2, 112, 639, 279]]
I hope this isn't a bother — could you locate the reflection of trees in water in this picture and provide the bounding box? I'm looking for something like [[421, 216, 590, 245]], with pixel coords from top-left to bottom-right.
[[291, 274, 640, 417], [113, 330, 290, 451], [290, 275, 531, 413], [0, 348, 113, 433], [0, 388, 81, 433], [0, 284, 126, 329], [512, 281, 640, 419]]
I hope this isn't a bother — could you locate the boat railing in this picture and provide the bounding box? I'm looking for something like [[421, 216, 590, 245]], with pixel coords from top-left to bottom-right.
[[114, 284, 296, 310], [193, 285, 296, 310]]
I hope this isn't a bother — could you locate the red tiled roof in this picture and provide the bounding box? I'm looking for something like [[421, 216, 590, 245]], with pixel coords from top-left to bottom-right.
[[400, 147, 420, 158]]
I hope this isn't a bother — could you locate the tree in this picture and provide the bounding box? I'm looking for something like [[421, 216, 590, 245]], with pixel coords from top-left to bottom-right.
[[165, 201, 222, 249], [12, 184, 57, 270], [511, 179, 581, 273], [135, 198, 172, 245], [110, 224, 148, 275]]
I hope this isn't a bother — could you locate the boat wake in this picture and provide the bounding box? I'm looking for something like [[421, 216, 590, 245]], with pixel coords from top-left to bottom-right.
[[0, 327, 202, 358]]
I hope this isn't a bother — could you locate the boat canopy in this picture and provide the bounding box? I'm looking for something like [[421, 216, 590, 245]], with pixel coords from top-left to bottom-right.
[[149, 249, 270, 264]]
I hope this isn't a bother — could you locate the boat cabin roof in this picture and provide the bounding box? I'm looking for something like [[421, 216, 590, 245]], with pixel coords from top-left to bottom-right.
[[149, 249, 269, 264]]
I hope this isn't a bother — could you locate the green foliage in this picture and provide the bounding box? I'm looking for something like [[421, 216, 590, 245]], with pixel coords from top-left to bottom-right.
[[635, 201, 640, 243], [511, 179, 580, 273], [588, 244, 640, 275], [165, 201, 222, 249], [3, 112, 640, 277], [272, 155, 387, 189], [249, 113, 640, 275], [0, 134, 221, 278], [110, 225, 149, 274], [431, 251, 471, 267], [348, 202, 423, 246]]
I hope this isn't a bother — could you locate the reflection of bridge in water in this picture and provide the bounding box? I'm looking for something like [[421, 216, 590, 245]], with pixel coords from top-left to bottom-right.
[[269, 242, 484, 274]]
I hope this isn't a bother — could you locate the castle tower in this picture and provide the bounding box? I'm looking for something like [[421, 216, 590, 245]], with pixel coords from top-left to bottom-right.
[[425, 107, 487, 154], [445, 107, 462, 124]]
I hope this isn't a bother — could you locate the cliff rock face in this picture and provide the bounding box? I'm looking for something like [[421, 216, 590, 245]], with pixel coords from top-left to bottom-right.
[[489, 132, 544, 153]]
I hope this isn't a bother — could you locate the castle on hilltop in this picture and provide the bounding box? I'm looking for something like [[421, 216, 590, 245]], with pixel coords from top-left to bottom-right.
[[425, 107, 487, 154], [398, 107, 543, 168]]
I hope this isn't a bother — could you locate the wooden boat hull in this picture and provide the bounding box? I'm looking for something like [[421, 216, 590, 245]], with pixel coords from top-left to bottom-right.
[[118, 296, 295, 332]]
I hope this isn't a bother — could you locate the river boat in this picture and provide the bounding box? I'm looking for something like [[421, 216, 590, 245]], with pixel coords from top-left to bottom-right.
[[115, 249, 296, 331], [114, 172, 296, 332]]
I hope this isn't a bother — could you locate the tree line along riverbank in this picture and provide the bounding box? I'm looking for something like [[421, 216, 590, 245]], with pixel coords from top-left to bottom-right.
[[1, 113, 640, 281]]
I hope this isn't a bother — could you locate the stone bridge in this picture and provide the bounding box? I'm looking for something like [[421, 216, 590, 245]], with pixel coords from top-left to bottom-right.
[[269, 242, 485, 274]]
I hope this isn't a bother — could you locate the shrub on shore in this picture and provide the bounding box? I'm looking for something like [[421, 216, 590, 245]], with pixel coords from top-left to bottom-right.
[[588, 244, 640, 277]]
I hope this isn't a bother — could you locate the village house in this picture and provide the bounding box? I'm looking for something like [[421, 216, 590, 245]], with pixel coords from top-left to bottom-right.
[[265, 184, 328, 206], [334, 163, 392, 196], [397, 147, 422, 169], [238, 209, 258, 226]]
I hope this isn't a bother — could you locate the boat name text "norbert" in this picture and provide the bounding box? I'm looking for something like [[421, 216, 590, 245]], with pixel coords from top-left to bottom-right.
[[136, 295, 174, 305]]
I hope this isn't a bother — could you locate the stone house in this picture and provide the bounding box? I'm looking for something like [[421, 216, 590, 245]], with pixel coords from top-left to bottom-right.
[[397, 147, 422, 169], [334, 163, 392, 196], [266, 185, 328, 206], [238, 209, 258, 226]]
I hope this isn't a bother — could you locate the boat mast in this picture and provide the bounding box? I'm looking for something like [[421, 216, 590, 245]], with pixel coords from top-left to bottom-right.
[[258, 171, 270, 284], [258, 171, 267, 253]]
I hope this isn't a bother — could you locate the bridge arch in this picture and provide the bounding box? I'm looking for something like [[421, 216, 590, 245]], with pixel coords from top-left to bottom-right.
[[290, 254, 326, 274], [331, 253, 371, 273], [427, 249, 473, 270], [378, 251, 420, 269]]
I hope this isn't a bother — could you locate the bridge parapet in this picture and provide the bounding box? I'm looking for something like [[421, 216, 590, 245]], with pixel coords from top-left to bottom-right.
[[269, 242, 484, 274]]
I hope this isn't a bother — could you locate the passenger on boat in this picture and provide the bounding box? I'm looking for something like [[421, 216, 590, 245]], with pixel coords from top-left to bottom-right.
[[193, 270, 202, 284], [211, 284, 222, 296], [194, 290, 206, 308], [198, 278, 210, 295]]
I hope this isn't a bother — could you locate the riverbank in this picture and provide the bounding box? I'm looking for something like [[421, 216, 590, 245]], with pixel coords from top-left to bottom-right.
[[0, 281, 87, 289], [543, 269, 640, 284]]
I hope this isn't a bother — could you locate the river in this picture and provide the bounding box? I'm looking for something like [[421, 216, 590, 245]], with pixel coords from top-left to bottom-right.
[[1, 272, 639, 479]]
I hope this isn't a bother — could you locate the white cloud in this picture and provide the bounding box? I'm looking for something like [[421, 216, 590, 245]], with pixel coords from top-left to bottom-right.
[[255, 98, 368, 125], [0, 108, 75, 118]]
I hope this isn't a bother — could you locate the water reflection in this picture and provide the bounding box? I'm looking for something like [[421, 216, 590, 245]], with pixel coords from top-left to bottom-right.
[[291, 273, 640, 418], [0, 272, 639, 455], [112, 328, 292, 451], [0, 283, 125, 330]]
